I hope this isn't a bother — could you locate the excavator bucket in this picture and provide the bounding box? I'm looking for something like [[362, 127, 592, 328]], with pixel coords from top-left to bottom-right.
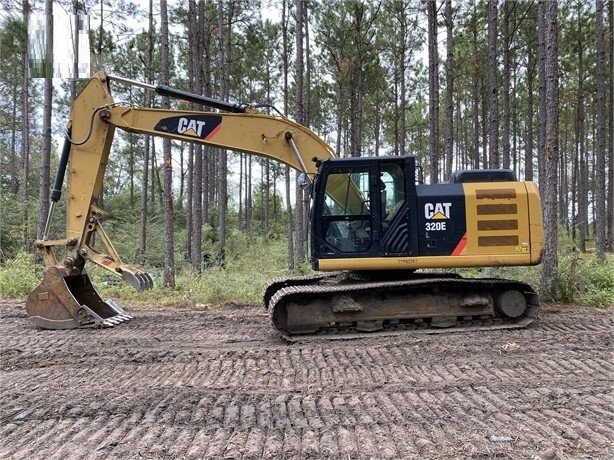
[[25, 266, 132, 329]]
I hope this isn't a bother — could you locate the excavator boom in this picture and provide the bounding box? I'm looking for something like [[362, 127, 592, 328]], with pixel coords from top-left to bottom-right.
[[26, 71, 338, 329]]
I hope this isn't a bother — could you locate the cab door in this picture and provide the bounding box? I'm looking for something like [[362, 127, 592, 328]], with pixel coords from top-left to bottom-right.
[[378, 160, 415, 256], [311, 157, 418, 264], [312, 162, 375, 258]]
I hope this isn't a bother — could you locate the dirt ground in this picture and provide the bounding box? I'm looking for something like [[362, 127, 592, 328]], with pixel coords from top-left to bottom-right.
[[0, 300, 612, 460]]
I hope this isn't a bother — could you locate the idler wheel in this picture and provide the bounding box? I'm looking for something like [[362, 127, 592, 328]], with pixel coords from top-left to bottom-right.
[[496, 290, 527, 318]]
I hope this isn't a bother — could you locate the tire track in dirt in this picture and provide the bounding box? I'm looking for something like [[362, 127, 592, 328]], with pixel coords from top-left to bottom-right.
[[1, 302, 613, 459], [4, 344, 611, 402], [2, 394, 613, 459], [2, 363, 612, 458]]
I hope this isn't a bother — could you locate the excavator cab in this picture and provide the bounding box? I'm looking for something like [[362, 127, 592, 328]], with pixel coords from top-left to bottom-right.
[[311, 155, 542, 272], [311, 156, 418, 264]]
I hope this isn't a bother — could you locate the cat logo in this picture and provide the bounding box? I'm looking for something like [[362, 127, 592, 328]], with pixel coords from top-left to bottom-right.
[[177, 117, 208, 137], [154, 115, 222, 140], [424, 202, 451, 220]]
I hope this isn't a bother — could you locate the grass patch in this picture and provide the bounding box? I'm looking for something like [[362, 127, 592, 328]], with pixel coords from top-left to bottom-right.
[[553, 252, 614, 308], [88, 234, 295, 307], [2, 233, 613, 310], [0, 252, 40, 299]]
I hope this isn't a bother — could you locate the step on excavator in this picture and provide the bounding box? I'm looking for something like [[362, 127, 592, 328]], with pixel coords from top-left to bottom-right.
[[26, 71, 543, 337]]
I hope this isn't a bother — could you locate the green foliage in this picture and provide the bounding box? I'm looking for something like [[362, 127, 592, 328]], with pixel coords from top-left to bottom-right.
[[86, 232, 292, 306], [463, 263, 542, 292], [0, 225, 294, 305], [0, 0, 612, 314], [552, 250, 614, 308], [0, 194, 26, 259], [251, 180, 285, 233], [0, 252, 40, 299], [540, 231, 614, 307], [0, 18, 26, 83], [3, 226, 613, 310], [578, 261, 614, 308]]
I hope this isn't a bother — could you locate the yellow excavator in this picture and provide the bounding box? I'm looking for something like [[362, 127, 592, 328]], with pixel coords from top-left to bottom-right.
[[26, 71, 543, 337]]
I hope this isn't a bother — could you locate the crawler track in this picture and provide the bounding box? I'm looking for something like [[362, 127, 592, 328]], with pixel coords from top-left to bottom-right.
[[266, 272, 539, 339]]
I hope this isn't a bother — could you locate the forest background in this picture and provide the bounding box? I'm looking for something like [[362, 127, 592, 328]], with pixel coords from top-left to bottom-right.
[[0, 0, 613, 307]]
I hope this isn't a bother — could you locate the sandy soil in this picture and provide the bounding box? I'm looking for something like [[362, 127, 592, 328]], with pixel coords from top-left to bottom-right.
[[0, 300, 612, 459]]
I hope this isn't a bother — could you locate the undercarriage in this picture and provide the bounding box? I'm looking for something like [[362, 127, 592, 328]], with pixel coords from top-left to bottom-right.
[[264, 271, 539, 340]]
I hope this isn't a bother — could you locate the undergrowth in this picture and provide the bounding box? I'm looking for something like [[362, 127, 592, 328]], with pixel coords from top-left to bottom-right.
[[0, 252, 41, 299], [553, 250, 614, 308], [1, 233, 613, 309]]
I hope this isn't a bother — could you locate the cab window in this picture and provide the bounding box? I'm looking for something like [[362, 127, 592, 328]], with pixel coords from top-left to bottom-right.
[[321, 168, 372, 253]]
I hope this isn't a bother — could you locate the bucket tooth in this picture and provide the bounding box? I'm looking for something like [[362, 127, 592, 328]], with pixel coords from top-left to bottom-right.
[[102, 317, 122, 327], [121, 272, 154, 291], [105, 299, 130, 316], [25, 266, 132, 330]]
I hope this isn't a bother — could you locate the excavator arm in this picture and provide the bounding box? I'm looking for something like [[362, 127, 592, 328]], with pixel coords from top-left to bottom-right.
[[26, 71, 338, 329]]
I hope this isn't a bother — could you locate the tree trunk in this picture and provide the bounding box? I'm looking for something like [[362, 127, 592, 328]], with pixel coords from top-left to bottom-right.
[[397, 3, 407, 156], [575, 10, 588, 252], [37, 0, 53, 240], [263, 160, 270, 239], [281, 0, 295, 271], [202, 4, 213, 230], [303, 0, 311, 127], [444, 0, 453, 179], [594, 0, 607, 260], [186, 145, 193, 263], [559, 127, 568, 230], [608, 0, 614, 252], [184, 0, 196, 265], [285, 166, 294, 270], [335, 82, 343, 157], [139, 135, 150, 259], [537, 0, 546, 183], [481, 74, 488, 168], [502, 1, 511, 169], [526, 43, 535, 181], [301, 0, 312, 256], [539, 0, 559, 299], [190, 0, 205, 272], [138, 0, 155, 261], [488, 0, 499, 168], [427, 0, 439, 183], [20, 0, 31, 249], [160, 0, 175, 287], [471, 7, 480, 169], [512, 64, 519, 175], [294, 0, 306, 264], [10, 88, 18, 196], [247, 156, 253, 232], [216, 0, 229, 267]]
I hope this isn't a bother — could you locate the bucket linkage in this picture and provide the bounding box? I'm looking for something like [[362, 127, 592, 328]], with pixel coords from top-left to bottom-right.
[[26, 115, 154, 329]]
